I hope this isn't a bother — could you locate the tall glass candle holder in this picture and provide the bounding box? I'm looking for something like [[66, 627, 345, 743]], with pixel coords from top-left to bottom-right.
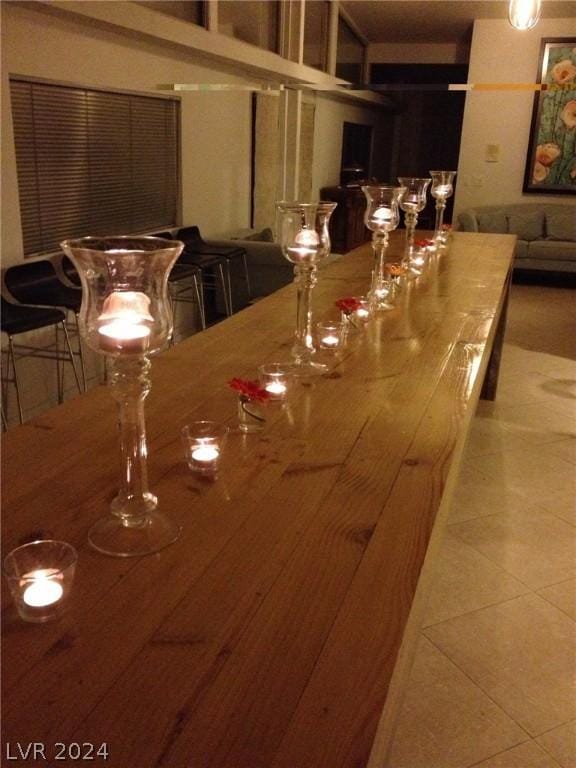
[[398, 177, 431, 267], [430, 170, 456, 247], [362, 185, 405, 311], [60, 236, 183, 557], [276, 201, 337, 376]]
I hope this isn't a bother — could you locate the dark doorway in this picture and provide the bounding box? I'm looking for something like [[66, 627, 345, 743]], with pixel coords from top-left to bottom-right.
[[340, 122, 373, 186], [370, 64, 469, 226]]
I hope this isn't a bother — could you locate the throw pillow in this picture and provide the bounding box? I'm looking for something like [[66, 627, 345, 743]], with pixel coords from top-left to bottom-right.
[[245, 227, 274, 242], [545, 209, 576, 241], [477, 212, 507, 233], [506, 211, 544, 241]]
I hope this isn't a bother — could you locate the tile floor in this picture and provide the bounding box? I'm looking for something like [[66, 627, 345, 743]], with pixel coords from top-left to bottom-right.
[[387, 282, 576, 768]]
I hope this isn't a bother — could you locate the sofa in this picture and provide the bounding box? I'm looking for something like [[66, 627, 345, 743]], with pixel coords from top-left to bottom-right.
[[457, 204, 576, 274], [207, 227, 343, 299], [206, 228, 292, 299]]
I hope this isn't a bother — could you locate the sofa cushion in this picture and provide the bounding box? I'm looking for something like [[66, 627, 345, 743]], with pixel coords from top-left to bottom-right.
[[545, 209, 576, 241], [477, 211, 507, 234], [527, 239, 576, 262], [514, 240, 530, 260], [232, 227, 274, 242], [506, 211, 544, 241]]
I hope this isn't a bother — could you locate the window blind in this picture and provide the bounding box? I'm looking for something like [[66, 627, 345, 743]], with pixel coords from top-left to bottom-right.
[[10, 79, 180, 256]]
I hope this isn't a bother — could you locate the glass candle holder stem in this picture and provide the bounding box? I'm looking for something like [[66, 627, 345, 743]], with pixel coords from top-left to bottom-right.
[[368, 232, 394, 311], [404, 209, 418, 252], [293, 264, 317, 367], [434, 198, 447, 242], [108, 356, 156, 522]]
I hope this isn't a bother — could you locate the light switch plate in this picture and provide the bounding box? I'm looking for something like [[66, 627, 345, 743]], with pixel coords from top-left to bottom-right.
[[485, 144, 500, 162]]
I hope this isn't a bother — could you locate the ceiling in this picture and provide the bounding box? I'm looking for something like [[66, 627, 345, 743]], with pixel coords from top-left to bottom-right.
[[341, 0, 576, 45]]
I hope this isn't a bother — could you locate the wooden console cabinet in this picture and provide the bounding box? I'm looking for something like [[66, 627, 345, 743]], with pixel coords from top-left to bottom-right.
[[321, 185, 371, 254]]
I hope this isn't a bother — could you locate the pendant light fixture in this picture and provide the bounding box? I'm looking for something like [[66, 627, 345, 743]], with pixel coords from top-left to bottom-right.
[[508, 0, 542, 30]]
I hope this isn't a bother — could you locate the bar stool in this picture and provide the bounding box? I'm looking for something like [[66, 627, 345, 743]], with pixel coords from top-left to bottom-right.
[[1, 296, 81, 425], [177, 226, 251, 314], [4, 261, 87, 391], [152, 233, 206, 337]]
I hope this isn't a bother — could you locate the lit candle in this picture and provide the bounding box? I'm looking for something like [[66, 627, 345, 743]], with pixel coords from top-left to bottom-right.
[[287, 227, 320, 262], [191, 443, 220, 463], [97, 291, 153, 354], [432, 184, 452, 198], [321, 334, 339, 347], [356, 308, 370, 319], [370, 206, 392, 228], [22, 569, 63, 608], [265, 381, 287, 397]]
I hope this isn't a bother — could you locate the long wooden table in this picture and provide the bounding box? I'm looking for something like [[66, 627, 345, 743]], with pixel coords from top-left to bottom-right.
[[1, 232, 514, 768]]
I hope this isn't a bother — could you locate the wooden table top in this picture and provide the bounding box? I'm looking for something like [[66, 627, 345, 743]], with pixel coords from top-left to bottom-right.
[[1, 231, 515, 768]]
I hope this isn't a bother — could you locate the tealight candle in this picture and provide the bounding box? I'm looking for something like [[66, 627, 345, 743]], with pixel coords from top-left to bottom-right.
[[191, 443, 220, 464], [352, 297, 372, 325], [97, 291, 153, 354], [182, 422, 227, 475], [3, 540, 77, 623], [317, 321, 346, 350], [22, 569, 63, 607], [265, 381, 287, 397], [258, 363, 292, 402]]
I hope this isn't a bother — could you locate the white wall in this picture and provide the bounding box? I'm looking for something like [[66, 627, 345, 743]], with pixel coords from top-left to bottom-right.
[[312, 95, 394, 194], [454, 16, 576, 216]]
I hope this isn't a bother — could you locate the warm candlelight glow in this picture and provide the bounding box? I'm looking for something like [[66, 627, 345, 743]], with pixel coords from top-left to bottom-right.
[[191, 444, 220, 463], [265, 381, 287, 396], [432, 184, 452, 199], [97, 291, 152, 353], [371, 206, 392, 227], [321, 334, 339, 347], [22, 569, 63, 608]]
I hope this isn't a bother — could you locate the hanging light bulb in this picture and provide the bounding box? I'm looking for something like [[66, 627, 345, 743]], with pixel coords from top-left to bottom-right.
[[508, 0, 541, 30]]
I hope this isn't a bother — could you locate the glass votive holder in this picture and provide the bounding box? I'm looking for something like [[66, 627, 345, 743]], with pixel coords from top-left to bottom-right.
[[3, 540, 77, 623], [316, 320, 346, 351], [182, 421, 227, 475], [353, 296, 372, 323], [258, 363, 292, 401], [409, 248, 428, 275]]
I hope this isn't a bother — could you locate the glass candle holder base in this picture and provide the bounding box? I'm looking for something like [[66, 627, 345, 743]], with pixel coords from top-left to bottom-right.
[[238, 397, 267, 433], [88, 509, 181, 558], [368, 288, 395, 312], [290, 359, 329, 377]]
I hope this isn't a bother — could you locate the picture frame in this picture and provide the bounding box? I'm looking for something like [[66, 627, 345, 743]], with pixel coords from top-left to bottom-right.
[[523, 38, 576, 195]]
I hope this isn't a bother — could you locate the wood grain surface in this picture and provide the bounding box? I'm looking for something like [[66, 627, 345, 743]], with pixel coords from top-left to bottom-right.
[[1, 231, 515, 768]]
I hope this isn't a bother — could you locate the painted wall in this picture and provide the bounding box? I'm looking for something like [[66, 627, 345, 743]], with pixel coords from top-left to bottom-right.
[[312, 95, 395, 193], [454, 16, 576, 217]]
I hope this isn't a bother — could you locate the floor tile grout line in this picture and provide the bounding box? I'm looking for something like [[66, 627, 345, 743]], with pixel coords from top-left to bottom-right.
[[419, 631, 533, 743]]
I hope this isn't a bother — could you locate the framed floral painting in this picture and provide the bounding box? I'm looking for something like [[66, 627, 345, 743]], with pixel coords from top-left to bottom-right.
[[523, 38, 576, 195]]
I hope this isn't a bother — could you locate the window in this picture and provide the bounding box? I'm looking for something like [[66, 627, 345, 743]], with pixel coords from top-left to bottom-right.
[[336, 16, 365, 83], [10, 79, 180, 256], [218, 1, 279, 53], [303, 0, 329, 71]]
